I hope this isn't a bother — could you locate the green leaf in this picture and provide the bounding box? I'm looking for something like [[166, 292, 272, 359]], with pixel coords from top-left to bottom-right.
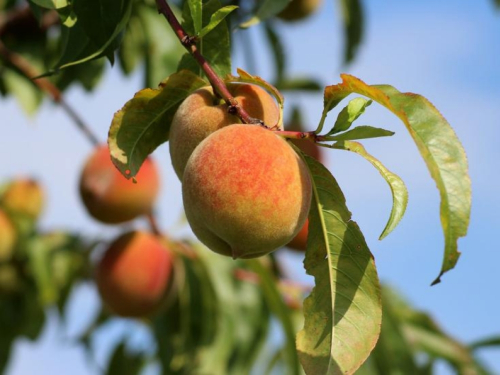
[[108, 70, 207, 179], [328, 97, 372, 135], [57, 6, 77, 27], [198, 6, 238, 38], [240, 0, 289, 28], [364, 287, 421, 375], [2, 68, 43, 116], [331, 141, 408, 239], [323, 74, 471, 285], [105, 341, 145, 375], [247, 259, 301, 375], [56, 0, 132, 69], [178, 0, 231, 79], [275, 78, 322, 92], [137, 4, 185, 87], [187, 0, 203, 34], [154, 248, 220, 373], [327, 126, 394, 141], [55, 58, 106, 92], [264, 22, 285, 83], [403, 324, 477, 374], [28, 0, 69, 9], [296, 154, 382, 375], [117, 13, 144, 76], [338, 0, 364, 63], [27, 237, 58, 305], [470, 336, 500, 350]]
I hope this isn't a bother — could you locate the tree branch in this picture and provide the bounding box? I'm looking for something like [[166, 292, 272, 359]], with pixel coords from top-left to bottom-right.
[[0, 40, 100, 147], [0, 5, 59, 37], [155, 0, 265, 126]]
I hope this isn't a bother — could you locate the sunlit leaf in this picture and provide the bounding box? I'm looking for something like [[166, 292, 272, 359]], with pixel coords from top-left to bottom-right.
[[178, 0, 231, 79], [138, 4, 185, 87], [331, 141, 407, 239], [328, 97, 372, 135], [2, 68, 43, 116], [198, 6, 238, 38], [296, 154, 382, 375], [187, 0, 202, 34], [108, 70, 207, 179], [323, 74, 471, 284], [326, 126, 394, 141], [27, 237, 58, 305], [28, 0, 68, 9]]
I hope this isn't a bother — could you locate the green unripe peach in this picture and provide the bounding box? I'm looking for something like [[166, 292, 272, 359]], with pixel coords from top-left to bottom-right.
[[278, 0, 323, 22], [1, 178, 44, 220], [182, 125, 312, 259], [95, 231, 173, 317], [79, 146, 160, 224], [169, 83, 280, 180], [0, 209, 16, 261]]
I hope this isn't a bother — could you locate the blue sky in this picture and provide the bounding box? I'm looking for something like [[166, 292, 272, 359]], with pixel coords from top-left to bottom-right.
[[1, 1, 499, 374]]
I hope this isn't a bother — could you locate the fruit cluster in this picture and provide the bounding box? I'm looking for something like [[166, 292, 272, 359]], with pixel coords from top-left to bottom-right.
[[170, 83, 313, 259], [76, 82, 318, 319], [79, 146, 173, 317]]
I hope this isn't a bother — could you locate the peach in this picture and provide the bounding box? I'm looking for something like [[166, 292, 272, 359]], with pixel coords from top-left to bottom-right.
[[95, 231, 173, 317], [278, 0, 323, 22], [1, 178, 44, 220], [169, 83, 280, 180], [182, 124, 312, 259], [79, 146, 160, 224], [0, 209, 16, 261]]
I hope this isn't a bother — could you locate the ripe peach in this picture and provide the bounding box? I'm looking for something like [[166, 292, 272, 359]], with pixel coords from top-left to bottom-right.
[[79, 146, 160, 224], [0, 209, 16, 261], [182, 124, 312, 259], [95, 231, 173, 317], [169, 83, 281, 180], [1, 178, 44, 220], [278, 0, 323, 22]]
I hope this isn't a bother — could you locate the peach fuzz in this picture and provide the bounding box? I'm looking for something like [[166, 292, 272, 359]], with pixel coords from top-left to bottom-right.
[[95, 231, 173, 317], [169, 83, 281, 180], [79, 146, 160, 224], [182, 125, 312, 259]]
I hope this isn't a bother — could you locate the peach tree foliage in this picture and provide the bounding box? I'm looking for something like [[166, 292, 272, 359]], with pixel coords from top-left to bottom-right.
[[0, 0, 481, 374]]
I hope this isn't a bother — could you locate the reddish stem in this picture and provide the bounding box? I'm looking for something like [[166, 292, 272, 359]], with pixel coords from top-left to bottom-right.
[[146, 211, 162, 237], [274, 130, 321, 142], [155, 0, 264, 126]]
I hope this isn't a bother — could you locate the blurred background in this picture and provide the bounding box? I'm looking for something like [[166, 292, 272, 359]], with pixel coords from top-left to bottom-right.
[[1, 0, 499, 374]]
